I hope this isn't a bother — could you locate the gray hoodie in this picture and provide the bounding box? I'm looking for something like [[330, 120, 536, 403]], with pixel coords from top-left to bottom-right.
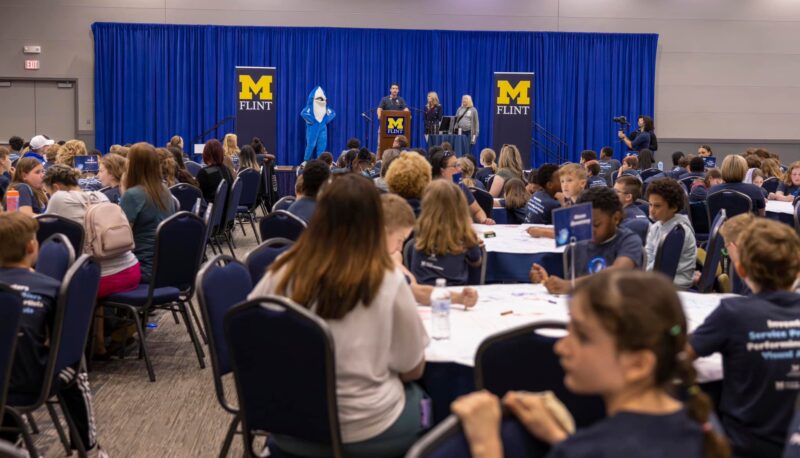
[[645, 213, 696, 289]]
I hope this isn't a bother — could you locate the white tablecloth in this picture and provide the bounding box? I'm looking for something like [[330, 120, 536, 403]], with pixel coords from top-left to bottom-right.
[[473, 224, 563, 255], [766, 200, 795, 215], [420, 283, 731, 383]]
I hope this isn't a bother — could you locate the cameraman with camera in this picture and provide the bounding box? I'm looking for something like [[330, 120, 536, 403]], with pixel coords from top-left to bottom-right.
[[616, 115, 656, 154]]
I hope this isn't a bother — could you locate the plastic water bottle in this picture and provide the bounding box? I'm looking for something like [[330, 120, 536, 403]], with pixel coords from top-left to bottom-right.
[[5, 189, 19, 212], [430, 278, 451, 340], [657, 161, 664, 171]]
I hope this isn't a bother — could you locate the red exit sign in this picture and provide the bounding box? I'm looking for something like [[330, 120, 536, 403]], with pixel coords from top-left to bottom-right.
[[25, 60, 40, 70]]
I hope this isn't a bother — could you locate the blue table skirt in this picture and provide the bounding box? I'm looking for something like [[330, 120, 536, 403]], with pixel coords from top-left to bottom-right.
[[486, 252, 563, 283], [426, 134, 470, 157], [767, 211, 794, 226]]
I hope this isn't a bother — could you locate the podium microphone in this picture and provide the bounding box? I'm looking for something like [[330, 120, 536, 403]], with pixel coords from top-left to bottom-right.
[[361, 112, 372, 122]]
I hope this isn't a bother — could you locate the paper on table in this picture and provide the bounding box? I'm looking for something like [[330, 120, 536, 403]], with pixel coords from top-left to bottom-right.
[[473, 224, 564, 254], [766, 200, 795, 215]]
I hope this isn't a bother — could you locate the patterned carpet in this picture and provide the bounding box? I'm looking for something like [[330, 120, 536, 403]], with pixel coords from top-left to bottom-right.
[[30, 226, 263, 457]]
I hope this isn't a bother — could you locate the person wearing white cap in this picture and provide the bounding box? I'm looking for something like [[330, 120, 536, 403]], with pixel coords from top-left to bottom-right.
[[24, 134, 54, 164]]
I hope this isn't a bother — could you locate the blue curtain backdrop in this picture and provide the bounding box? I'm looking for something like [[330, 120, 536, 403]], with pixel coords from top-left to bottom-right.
[[93, 23, 657, 165]]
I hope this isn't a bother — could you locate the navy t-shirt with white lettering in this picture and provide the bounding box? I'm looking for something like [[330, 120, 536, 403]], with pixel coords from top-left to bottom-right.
[[623, 204, 648, 222], [0, 267, 60, 394], [691, 291, 800, 457], [566, 225, 643, 277], [525, 191, 561, 225], [410, 245, 481, 286], [547, 410, 704, 458], [587, 176, 608, 188]]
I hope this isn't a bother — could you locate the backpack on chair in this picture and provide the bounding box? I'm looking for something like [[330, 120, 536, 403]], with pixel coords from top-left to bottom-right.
[[84, 193, 135, 259]]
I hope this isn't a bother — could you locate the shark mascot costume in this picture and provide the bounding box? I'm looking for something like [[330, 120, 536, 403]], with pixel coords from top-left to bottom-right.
[[300, 86, 335, 163]]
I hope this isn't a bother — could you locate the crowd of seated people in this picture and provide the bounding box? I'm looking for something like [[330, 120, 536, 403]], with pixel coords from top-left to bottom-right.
[[2, 132, 800, 458]]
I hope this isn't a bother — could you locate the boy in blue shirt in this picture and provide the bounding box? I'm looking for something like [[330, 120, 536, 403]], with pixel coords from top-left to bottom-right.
[[584, 161, 608, 188], [529, 187, 643, 294], [690, 219, 800, 458], [287, 159, 330, 223], [614, 175, 648, 223], [0, 213, 103, 455], [524, 163, 561, 225]]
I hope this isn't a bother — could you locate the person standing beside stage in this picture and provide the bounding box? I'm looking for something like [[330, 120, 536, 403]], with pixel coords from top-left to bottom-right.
[[424, 91, 443, 135], [376, 82, 409, 119], [454, 95, 479, 148]]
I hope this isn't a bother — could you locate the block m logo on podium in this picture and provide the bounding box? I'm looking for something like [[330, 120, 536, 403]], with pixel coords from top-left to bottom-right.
[[386, 117, 405, 135], [236, 66, 277, 160], [492, 72, 534, 168]]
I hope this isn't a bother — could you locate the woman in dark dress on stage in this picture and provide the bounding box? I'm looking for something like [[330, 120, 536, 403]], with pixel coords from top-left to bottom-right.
[[424, 91, 443, 135]]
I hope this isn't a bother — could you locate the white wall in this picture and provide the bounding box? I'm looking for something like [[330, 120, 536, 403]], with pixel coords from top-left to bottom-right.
[[1, 0, 798, 158]]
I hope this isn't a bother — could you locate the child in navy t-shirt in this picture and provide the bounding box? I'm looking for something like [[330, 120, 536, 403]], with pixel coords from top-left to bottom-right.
[[584, 160, 608, 188], [410, 180, 482, 286], [691, 219, 800, 458], [769, 161, 800, 202], [529, 187, 643, 295], [614, 175, 649, 224], [6, 157, 47, 214], [0, 212, 101, 452], [452, 270, 728, 458], [525, 163, 562, 225]]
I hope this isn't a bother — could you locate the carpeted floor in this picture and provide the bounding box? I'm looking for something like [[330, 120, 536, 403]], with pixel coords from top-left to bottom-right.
[[31, 225, 264, 457]]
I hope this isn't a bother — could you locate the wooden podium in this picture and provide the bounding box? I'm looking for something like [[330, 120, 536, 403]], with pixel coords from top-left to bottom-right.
[[378, 110, 411, 153]]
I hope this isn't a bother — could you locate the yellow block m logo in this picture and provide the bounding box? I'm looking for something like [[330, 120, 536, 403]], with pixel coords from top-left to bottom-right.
[[388, 118, 404, 130], [496, 80, 531, 105], [239, 75, 273, 101]]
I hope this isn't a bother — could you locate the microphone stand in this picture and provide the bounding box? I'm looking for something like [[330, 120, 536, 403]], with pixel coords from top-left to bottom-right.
[[361, 108, 377, 152]]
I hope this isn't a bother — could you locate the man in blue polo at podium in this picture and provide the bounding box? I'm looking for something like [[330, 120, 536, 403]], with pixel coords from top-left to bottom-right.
[[376, 82, 409, 119]]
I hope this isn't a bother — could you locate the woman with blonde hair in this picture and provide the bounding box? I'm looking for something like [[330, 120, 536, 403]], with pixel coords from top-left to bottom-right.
[[223, 133, 239, 157], [453, 94, 479, 146], [410, 179, 482, 285], [708, 154, 766, 216], [488, 144, 523, 197], [56, 139, 88, 167], [167, 135, 184, 152], [424, 91, 443, 135]]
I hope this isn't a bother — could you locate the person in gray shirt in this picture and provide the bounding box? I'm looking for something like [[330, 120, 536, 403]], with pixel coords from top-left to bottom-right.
[[453, 95, 479, 146]]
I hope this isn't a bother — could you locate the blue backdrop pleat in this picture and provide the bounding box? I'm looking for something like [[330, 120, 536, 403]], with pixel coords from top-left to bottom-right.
[[93, 23, 657, 165]]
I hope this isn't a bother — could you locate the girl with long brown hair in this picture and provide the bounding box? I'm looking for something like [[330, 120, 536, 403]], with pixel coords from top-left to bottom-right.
[[120, 142, 176, 281], [248, 173, 429, 457], [453, 270, 730, 458], [410, 179, 482, 285], [6, 157, 47, 214]]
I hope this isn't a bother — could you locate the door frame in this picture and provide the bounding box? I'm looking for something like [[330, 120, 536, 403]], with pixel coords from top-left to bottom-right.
[[0, 76, 79, 142]]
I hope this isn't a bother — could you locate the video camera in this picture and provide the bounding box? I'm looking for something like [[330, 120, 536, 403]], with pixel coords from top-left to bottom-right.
[[612, 116, 630, 126]]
